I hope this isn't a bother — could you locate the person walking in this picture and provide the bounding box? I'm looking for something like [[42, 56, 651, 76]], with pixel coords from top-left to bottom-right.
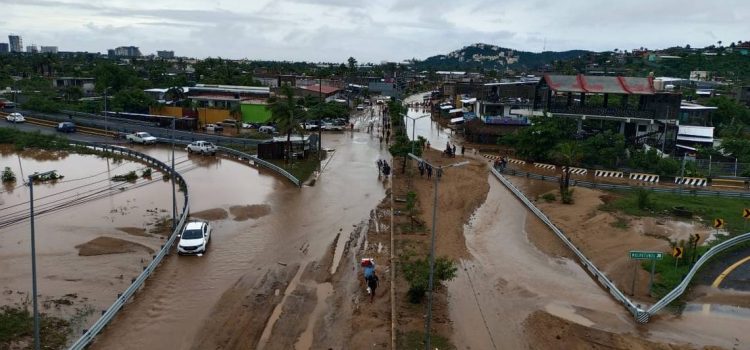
[[418, 161, 425, 177], [461, 145, 465, 156], [367, 273, 379, 302], [426, 164, 433, 179], [452, 144, 457, 157]]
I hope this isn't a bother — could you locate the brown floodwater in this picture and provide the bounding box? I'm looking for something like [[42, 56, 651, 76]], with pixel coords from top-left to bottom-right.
[[0, 148, 177, 334], [91, 131, 390, 349], [448, 174, 750, 349]]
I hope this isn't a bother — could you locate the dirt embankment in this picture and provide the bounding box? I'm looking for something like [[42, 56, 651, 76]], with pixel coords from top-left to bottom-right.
[[515, 180, 710, 300], [190, 208, 229, 221], [75, 236, 154, 256], [391, 149, 490, 345]]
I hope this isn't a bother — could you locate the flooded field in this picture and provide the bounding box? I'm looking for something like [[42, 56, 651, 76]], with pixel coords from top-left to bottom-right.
[[0, 145, 178, 334]]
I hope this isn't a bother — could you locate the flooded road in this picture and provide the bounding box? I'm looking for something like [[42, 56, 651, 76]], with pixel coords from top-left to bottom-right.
[[92, 130, 389, 349], [0, 146, 178, 333], [403, 93, 454, 151], [449, 174, 750, 349]]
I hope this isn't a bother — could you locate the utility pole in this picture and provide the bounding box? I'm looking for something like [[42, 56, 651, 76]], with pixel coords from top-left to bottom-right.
[[318, 77, 322, 167], [171, 119, 177, 231], [104, 87, 111, 137], [408, 153, 468, 350], [28, 170, 56, 350]]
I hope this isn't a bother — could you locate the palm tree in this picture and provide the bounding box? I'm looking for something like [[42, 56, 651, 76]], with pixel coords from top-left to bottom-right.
[[165, 86, 185, 106], [267, 85, 306, 162], [551, 141, 582, 203]]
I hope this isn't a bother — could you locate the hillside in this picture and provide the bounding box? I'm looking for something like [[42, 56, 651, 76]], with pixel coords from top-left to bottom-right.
[[411, 43, 590, 71]]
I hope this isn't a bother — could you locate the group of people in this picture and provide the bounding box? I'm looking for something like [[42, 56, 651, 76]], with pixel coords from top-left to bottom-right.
[[443, 142, 463, 158], [417, 160, 434, 179], [376, 159, 391, 177], [494, 156, 508, 170]]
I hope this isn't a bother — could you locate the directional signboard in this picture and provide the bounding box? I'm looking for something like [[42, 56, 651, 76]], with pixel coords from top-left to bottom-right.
[[714, 218, 725, 229], [629, 251, 664, 260], [672, 247, 683, 258], [744, 208, 750, 219]]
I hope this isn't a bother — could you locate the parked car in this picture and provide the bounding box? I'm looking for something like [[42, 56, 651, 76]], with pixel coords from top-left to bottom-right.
[[301, 122, 319, 130], [356, 104, 365, 111], [177, 221, 212, 255], [125, 132, 157, 144], [204, 123, 223, 132], [259, 125, 276, 134], [241, 122, 259, 129], [5, 112, 25, 123], [186, 141, 218, 155], [322, 122, 344, 131], [56, 121, 76, 133], [220, 119, 238, 128]]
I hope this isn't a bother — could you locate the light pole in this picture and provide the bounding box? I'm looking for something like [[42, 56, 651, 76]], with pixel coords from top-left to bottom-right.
[[28, 170, 57, 350], [405, 114, 429, 155], [408, 153, 468, 350], [103, 87, 112, 137], [171, 119, 177, 231]]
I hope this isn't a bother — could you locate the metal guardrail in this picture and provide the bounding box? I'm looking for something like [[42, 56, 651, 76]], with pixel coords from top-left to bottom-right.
[[646, 232, 750, 316], [67, 142, 190, 350], [152, 138, 302, 187], [490, 167, 648, 321], [496, 166, 750, 322], [501, 168, 750, 199]]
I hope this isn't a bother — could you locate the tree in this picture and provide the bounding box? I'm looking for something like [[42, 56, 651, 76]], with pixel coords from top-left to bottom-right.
[[111, 88, 155, 113], [229, 103, 242, 121], [267, 84, 306, 162], [551, 141, 582, 203], [500, 116, 576, 162], [62, 86, 83, 102], [347, 57, 357, 76], [165, 86, 185, 106]]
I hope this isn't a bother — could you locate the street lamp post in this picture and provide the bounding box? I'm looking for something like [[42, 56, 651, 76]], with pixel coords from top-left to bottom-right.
[[408, 154, 468, 350], [28, 170, 56, 350], [103, 87, 112, 137], [405, 114, 429, 155], [171, 119, 177, 231]]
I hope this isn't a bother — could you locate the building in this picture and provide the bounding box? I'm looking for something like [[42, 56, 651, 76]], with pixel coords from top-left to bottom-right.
[[157, 50, 174, 59], [0, 43, 8, 53], [295, 84, 341, 101], [26, 45, 38, 53], [40, 46, 58, 54], [52, 77, 96, 96], [368, 80, 398, 97], [675, 102, 717, 151], [8, 34, 22, 52], [111, 46, 142, 57]]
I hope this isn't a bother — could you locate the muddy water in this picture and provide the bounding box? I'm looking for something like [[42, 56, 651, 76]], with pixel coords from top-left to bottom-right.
[[0, 148, 177, 333], [92, 131, 389, 349], [404, 93, 454, 151], [448, 176, 625, 349], [450, 174, 750, 349]]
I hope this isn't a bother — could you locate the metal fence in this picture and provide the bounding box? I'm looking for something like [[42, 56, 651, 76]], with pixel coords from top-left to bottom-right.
[[67, 142, 190, 350], [495, 166, 750, 323], [500, 168, 750, 199], [694, 159, 750, 178], [489, 167, 647, 321]]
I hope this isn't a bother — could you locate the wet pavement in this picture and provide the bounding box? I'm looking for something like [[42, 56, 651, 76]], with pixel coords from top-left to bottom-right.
[[403, 94, 454, 151], [91, 129, 390, 349]]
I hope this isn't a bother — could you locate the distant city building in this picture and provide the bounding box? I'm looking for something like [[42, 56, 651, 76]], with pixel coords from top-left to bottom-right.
[[0, 43, 8, 53], [8, 34, 22, 52], [107, 49, 115, 58], [26, 45, 38, 53], [40, 46, 58, 54], [111, 46, 142, 57], [157, 50, 174, 59]]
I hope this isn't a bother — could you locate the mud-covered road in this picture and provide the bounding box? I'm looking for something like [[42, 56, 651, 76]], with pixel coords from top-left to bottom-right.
[[91, 122, 390, 349]]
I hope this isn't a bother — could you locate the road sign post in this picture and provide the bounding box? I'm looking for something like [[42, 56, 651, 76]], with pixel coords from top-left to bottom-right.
[[629, 251, 663, 296], [743, 209, 750, 232]]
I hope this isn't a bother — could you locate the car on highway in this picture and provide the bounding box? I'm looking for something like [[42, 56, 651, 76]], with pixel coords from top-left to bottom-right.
[[5, 112, 25, 123], [186, 141, 218, 155], [178, 220, 212, 255], [220, 119, 238, 128], [241, 122, 259, 129], [204, 123, 224, 132], [56, 121, 76, 133], [125, 132, 158, 144], [301, 121, 319, 130]]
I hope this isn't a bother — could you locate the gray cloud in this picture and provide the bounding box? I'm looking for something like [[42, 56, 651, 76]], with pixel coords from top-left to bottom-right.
[[0, 0, 748, 62]]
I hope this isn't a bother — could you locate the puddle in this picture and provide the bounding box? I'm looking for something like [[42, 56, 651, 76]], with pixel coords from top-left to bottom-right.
[[294, 282, 333, 349], [257, 266, 305, 350], [544, 302, 595, 327], [330, 229, 348, 275]]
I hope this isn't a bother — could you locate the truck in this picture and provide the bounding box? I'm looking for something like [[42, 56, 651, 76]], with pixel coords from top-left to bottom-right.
[[125, 132, 157, 144], [186, 141, 218, 155]]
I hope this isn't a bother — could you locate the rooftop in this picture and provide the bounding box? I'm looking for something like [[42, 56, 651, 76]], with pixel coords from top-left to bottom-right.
[[544, 74, 656, 95], [299, 84, 340, 94]]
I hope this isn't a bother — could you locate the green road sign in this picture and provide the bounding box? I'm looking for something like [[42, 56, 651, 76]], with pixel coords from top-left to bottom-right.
[[629, 251, 664, 260]]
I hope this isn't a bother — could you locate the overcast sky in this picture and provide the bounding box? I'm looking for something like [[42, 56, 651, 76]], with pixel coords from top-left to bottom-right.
[[2, 0, 748, 62]]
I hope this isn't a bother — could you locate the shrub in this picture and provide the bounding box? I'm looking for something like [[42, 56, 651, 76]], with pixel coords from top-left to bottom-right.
[[402, 256, 457, 304], [541, 193, 556, 202], [560, 188, 574, 204], [1, 167, 16, 183], [112, 171, 138, 182], [636, 188, 653, 210], [141, 168, 152, 178]]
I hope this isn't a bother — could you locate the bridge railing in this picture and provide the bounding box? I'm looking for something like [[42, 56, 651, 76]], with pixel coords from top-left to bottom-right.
[[67, 142, 190, 350]]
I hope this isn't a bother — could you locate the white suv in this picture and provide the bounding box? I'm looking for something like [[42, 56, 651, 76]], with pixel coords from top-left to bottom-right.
[[177, 221, 212, 255], [186, 141, 218, 155]]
